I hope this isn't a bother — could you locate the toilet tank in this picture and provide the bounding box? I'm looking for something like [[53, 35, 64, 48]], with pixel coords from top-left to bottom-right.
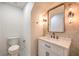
[[8, 37, 20, 46]]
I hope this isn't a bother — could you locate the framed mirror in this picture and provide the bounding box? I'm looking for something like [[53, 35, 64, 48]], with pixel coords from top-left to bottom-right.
[[48, 4, 64, 33]]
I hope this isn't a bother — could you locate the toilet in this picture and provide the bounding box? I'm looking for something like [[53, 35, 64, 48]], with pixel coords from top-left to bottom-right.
[[8, 37, 20, 56]]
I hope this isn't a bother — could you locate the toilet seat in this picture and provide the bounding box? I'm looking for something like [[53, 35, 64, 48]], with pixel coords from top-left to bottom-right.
[[8, 45, 20, 51], [8, 45, 20, 56]]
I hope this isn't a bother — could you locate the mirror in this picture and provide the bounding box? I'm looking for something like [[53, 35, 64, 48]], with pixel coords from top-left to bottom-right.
[[49, 4, 64, 32]]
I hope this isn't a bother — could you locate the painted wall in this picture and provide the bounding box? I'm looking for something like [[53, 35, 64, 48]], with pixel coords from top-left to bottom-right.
[[23, 2, 34, 56], [0, 3, 23, 55]]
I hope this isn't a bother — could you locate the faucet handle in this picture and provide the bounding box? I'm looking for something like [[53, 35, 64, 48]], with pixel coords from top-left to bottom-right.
[[53, 35, 55, 38]]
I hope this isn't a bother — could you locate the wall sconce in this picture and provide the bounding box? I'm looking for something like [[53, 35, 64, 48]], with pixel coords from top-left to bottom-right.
[[36, 21, 38, 24], [68, 11, 74, 17], [36, 15, 43, 24], [43, 16, 47, 22], [68, 3, 74, 24], [36, 15, 45, 25], [43, 19, 47, 22], [36, 15, 47, 24], [68, 11, 74, 24]]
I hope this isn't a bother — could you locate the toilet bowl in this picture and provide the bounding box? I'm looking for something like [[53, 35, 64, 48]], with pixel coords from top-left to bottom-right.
[[8, 44, 20, 56], [8, 37, 20, 56]]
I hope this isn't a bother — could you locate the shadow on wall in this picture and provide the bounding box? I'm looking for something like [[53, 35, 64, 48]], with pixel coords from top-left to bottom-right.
[[70, 45, 79, 56]]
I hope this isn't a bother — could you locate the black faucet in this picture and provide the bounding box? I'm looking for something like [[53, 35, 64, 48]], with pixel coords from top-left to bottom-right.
[[51, 32, 55, 38]]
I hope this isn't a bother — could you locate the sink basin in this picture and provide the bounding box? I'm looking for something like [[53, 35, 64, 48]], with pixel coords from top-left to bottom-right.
[[38, 36, 72, 49]]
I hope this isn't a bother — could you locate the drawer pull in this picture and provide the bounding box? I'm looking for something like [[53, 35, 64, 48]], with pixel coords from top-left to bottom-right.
[[45, 44, 51, 48], [46, 51, 50, 56]]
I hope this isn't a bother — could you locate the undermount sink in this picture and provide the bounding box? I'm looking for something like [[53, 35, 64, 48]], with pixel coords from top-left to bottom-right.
[[38, 36, 72, 49]]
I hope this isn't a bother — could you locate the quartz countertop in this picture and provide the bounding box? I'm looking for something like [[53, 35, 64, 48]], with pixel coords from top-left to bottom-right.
[[38, 36, 72, 49]]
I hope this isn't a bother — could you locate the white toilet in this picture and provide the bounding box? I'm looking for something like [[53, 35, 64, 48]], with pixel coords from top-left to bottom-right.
[[8, 37, 20, 56]]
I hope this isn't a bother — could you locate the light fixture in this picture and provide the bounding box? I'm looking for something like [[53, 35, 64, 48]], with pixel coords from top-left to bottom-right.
[[68, 11, 74, 18], [43, 16, 47, 22], [43, 18, 47, 22], [68, 3, 74, 24]]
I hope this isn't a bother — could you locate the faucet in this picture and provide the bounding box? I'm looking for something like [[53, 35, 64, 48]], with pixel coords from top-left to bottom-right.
[[51, 32, 55, 38], [52, 32, 55, 38], [51, 32, 59, 39]]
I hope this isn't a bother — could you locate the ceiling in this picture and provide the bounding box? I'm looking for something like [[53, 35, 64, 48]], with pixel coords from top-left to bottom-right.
[[4, 2, 27, 9]]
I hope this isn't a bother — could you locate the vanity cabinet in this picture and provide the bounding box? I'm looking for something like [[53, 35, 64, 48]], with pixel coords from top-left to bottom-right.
[[38, 37, 71, 56]]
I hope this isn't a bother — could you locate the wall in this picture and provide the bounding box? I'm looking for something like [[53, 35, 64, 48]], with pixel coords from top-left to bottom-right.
[[23, 2, 34, 56], [32, 3, 43, 56], [0, 6, 7, 55], [0, 3, 23, 55]]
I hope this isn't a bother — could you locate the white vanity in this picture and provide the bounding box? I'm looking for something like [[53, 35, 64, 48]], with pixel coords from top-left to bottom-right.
[[38, 36, 71, 56]]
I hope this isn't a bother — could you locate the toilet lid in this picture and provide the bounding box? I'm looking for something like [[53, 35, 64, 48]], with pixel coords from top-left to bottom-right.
[[8, 45, 20, 51]]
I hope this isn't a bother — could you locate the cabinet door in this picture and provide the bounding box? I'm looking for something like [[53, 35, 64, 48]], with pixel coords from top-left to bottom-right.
[[51, 44, 64, 56], [39, 48, 53, 56], [63, 48, 69, 56], [38, 40, 51, 56]]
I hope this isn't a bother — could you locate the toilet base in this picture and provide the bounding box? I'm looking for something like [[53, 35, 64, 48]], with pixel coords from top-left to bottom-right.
[[8, 53, 19, 56]]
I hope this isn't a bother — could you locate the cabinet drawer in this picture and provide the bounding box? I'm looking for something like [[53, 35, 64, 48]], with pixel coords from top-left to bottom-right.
[[38, 40, 51, 49]]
